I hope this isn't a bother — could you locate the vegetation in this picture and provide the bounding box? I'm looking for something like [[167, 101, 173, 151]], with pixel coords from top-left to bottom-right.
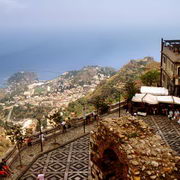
[[61, 65, 116, 86], [47, 110, 64, 143], [124, 80, 138, 101], [32, 106, 49, 131], [65, 57, 159, 116], [34, 87, 46, 95], [10, 104, 52, 121], [66, 97, 94, 117], [88, 96, 109, 115], [5, 123, 25, 167], [7, 72, 38, 85], [66, 83, 120, 116], [140, 69, 160, 86]]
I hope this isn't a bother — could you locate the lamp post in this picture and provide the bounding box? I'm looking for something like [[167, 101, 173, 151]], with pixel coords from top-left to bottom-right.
[[118, 91, 121, 117], [83, 106, 86, 133], [114, 85, 121, 118], [36, 102, 44, 152], [38, 119, 43, 152]]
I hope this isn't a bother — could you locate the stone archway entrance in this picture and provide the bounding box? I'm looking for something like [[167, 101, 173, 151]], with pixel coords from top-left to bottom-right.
[[99, 148, 127, 180]]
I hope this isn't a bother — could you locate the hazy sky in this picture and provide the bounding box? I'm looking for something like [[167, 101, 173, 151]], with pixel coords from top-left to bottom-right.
[[0, 0, 180, 85]]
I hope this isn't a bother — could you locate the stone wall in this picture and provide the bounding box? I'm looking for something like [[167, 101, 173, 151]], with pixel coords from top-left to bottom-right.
[[90, 114, 180, 180]]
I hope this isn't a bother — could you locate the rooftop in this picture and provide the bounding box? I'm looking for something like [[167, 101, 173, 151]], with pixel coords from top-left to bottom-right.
[[163, 39, 180, 55]]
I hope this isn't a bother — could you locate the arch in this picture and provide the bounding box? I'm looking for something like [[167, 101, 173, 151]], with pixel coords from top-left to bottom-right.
[[99, 148, 128, 180]]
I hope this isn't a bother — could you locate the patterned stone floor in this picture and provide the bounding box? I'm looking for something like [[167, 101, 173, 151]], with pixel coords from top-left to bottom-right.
[[20, 135, 90, 180], [107, 111, 180, 155], [19, 111, 180, 179], [141, 115, 180, 155]]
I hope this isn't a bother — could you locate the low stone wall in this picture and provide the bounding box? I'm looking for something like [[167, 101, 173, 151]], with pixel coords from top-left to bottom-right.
[[90, 114, 180, 180]]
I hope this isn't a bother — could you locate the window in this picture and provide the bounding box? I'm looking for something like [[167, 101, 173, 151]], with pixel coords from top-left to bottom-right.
[[163, 56, 166, 64], [178, 67, 180, 77]]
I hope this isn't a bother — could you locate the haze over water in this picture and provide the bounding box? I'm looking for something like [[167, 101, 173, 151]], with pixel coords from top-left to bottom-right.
[[0, 0, 180, 85]]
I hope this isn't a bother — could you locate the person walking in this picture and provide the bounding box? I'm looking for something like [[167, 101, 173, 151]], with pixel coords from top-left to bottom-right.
[[37, 170, 45, 180]]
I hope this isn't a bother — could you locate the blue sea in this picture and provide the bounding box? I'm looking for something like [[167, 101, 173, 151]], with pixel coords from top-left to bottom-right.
[[0, 27, 179, 86]]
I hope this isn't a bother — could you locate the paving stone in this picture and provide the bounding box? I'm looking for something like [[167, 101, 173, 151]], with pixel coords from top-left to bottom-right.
[[20, 135, 90, 180], [142, 115, 180, 155]]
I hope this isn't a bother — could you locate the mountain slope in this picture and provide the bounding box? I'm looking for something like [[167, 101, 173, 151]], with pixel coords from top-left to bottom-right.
[[41, 66, 117, 93], [88, 57, 160, 99]]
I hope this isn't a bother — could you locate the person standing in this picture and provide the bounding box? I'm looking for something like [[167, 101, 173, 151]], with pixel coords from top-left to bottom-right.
[[1, 159, 13, 176], [39, 133, 45, 143], [27, 137, 32, 146], [37, 170, 45, 180], [168, 110, 173, 120], [61, 121, 66, 133]]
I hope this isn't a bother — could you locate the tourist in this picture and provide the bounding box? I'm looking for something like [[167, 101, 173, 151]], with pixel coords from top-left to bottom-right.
[[37, 170, 45, 180], [178, 118, 180, 124], [0, 159, 13, 176], [174, 109, 180, 120], [27, 137, 32, 146], [61, 121, 66, 133], [39, 133, 45, 143], [0, 162, 8, 177], [153, 107, 158, 115], [168, 110, 173, 120]]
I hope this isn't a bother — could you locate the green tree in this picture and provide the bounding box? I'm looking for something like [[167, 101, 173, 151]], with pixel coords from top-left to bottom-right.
[[124, 80, 138, 101], [140, 70, 160, 86], [47, 110, 64, 144], [89, 96, 109, 115], [67, 97, 94, 117], [5, 124, 25, 167]]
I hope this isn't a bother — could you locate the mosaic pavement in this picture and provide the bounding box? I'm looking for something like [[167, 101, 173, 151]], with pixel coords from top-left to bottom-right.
[[20, 135, 90, 180], [106, 111, 180, 155], [141, 115, 180, 155]]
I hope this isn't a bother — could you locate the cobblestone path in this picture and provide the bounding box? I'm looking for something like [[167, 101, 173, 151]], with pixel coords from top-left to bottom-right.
[[20, 135, 90, 180], [142, 115, 180, 155]]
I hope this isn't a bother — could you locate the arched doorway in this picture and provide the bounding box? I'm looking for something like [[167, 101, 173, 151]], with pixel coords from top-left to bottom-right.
[[99, 148, 128, 180]]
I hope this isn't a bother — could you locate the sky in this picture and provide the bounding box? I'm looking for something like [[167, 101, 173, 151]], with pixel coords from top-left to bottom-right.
[[0, 0, 180, 85]]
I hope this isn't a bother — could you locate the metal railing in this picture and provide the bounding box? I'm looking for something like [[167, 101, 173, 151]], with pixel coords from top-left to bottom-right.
[[3, 101, 126, 167]]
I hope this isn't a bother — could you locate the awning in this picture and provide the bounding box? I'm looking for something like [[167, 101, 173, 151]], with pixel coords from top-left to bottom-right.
[[140, 86, 169, 96], [157, 96, 180, 105], [132, 93, 158, 105], [132, 94, 180, 105]]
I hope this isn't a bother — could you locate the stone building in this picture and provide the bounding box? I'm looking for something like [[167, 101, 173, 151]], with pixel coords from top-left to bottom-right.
[[160, 39, 180, 96], [90, 115, 180, 179]]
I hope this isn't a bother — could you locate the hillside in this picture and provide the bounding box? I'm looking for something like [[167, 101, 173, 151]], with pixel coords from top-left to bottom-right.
[[66, 57, 160, 116], [7, 72, 38, 87], [42, 66, 116, 93], [117, 56, 159, 82], [88, 57, 160, 100], [0, 66, 116, 121]]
